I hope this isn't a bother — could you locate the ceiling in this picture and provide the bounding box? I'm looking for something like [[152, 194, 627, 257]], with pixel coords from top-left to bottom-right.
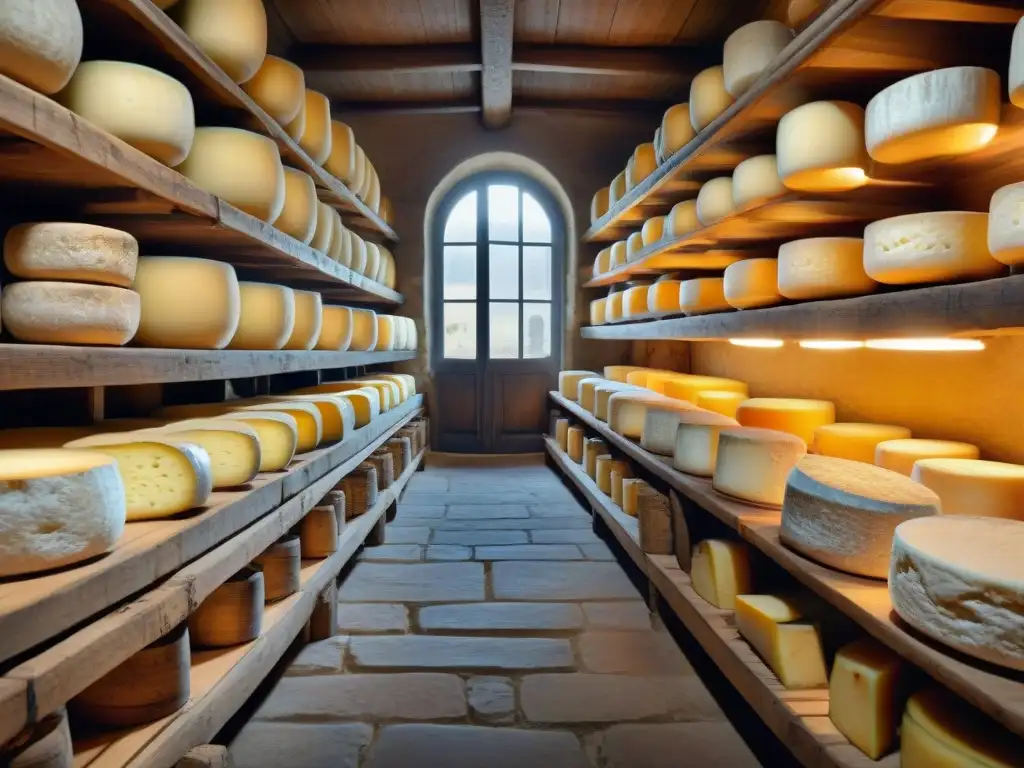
[[268, 0, 791, 126]]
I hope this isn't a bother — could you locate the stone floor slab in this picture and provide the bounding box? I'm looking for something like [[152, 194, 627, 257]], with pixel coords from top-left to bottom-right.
[[580, 542, 615, 561], [349, 635, 574, 671], [446, 505, 531, 519], [583, 602, 652, 630], [579, 631, 694, 675], [599, 723, 762, 768], [393, 517, 594, 531], [492, 561, 639, 601], [425, 544, 472, 561], [419, 602, 584, 632], [396, 504, 446, 519], [527, 503, 590, 518], [360, 544, 423, 562], [339, 562, 485, 602], [432, 529, 530, 546], [468, 676, 516, 722], [231, 722, 372, 768], [474, 544, 584, 560], [384, 526, 432, 544], [400, 492, 562, 506], [337, 603, 409, 633], [531, 529, 602, 544], [283, 636, 348, 675]]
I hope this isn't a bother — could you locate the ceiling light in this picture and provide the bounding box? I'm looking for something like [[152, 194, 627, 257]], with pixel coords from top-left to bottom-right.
[[729, 338, 784, 348], [864, 338, 985, 351], [799, 340, 864, 350]]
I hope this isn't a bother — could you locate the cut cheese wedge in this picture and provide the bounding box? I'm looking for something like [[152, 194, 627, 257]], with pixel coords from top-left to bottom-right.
[[911, 458, 1024, 519], [874, 438, 980, 476], [723, 258, 781, 310], [673, 410, 740, 477], [218, 412, 297, 471], [239, 403, 322, 452], [639, 399, 702, 456], [714, 427, 807, 507], [558, 370, 599, 401], [735, 594, 828, 688], [695, 390, 747, 419], [778, 237, 876, 300], [736, 397, 835, 445], [152, 419, 261, 488], [812, 422, 911, 463], [828, 639, 906, 760], [690, 539, 751, 609]]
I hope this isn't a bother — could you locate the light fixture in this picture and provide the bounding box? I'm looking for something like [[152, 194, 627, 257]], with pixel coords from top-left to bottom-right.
[[799, 340, 864, 350], [729, 338, 784, 348], [865, 338, 986, 352]]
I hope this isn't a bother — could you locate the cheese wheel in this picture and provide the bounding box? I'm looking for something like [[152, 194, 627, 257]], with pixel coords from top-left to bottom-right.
[[376, 314, 396, 351], [302, 387, 379, 427], [0, 0, 83, 95], [364, 242, 382, 282], [349, 232, 368, 275], [863, 211, 1001, 284], [690, 66, 735, 132], [595, 454, 614, 493], [626, 232, 645, 262], [890, 517, 1024, 670], [647, 280, 682, 316], [350, 308, 378, 351], [986, 181, 1024, 266], [300, 505, 339, 558], [0, 449, 125, 577], [288, 90, 332, 166], [567, 426, 585, 463], [218, 412, 297, 471], [58, 61, 195, 166], [591, 187, 611, 224], [558, 370, 598, 401], [577, 377, 609, 413], [627, 144, 658, 188], [4, 222, 138, 287], [176, 0, 267, 84], [640, 216, 667, 248], [605, 287, 624, 322], [734, 594, 828, 688], [608, 390, 679, 439], [242, 55, 304, 124], [584, 438, 610, 479], [696, 177, 734, 227], [358, 380, 396, 412], [777, 237, 876, 300], [133, 256, 241, 349], [624, 368, 671, 389], [696, 390, 747, 419], [281, 289, 322, 351], [154, 419, 261, 488], [622, 281, 653, 319], [679, 277, 730, 315], [2, 281, 139, 346], [812, 422, 911, 463], [663, 375, 747, 404], [595, 383, 643, 422], [723, 258, 782, 310], [786, 0, 823, 28], [178, 127, 285, 224], [732, 155, 786, 211], [667, 200, 701, 238], [690, 539, 751, 610], [777, 101, 869, 192], [912, 458, 1024, 519], [723, 21, 792, 97], [875, 438, 980, 476], [315, 305, 354, 351], [255, 535, 300, 601], [715, 427, 808, 507], [188, 568, 263, 648], [781, 455, 939, 578], [590, 298, 607, 326], [276, 168, 318, 244], [352, 145, 368, 198], [609, 171, 627, 206], [661, 103, 695, 157], [736, 397, 835, 445], [283, 88, 306, 143], [604, 365, 647, 383], [267, 393, 354, 444], [326, 121, 357, 184], [866, 67, 1000, 164], [366, 166, 382, 212], [673, 410, 740, 477], [828, 639, 905, 760], [228, 282, 295, 350], [640, 399, 702, 456], [241, 403, 321, 452], [330, 212, 350, 266], [310, 202, 334, 254], [608, 241, 628, 270]]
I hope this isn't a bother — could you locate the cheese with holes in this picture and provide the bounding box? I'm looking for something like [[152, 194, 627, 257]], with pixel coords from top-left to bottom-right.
[[585, 438, 609, 479], [828, 640, 905, 760], [737, 398, 835, 445], [890, 516, 1024, 670], [267, 394, 354, 442], [604, 366, 647, 383], [667, 200, 701, 238], [622, 282, 652, 319], [679, 277, 730, 315], [608, 390, 679, 439], [696, 390, 747, 419], [723, 258, 781, 310], [0, 0, 83, 95], [986, 181, 1024, 266], [178, 128, 285, 223], [813, 422, 911, 463], [591, 187, 610, 224], [875, 438, 980, 476], [866, 67, 1000, 164], [863, 211, 1001, 284], [595, 383, 643, 421], [176, 0, 267, 83], [691, 539, 752, 609], [639, 400, 702, 456], [673, 410, 740, 477], [661, 103, 695, 157], [714, 427, 807, 507], [227, 283, 294, 350], [65, 434, 212, 521], [567, 426, 585, 463], [781, 454, 939, 578], [777, 101, 869, 192], [277, 168, 318, 244], [777, 237, 876, 299], [735, 594, 828, 688], [0, 449, 125, 577], [153, 419, 261, 488], [732, 154, 786, 210], [4, 222, 138, 288], [641, 216, 667, 247], [647, 280, 682, 315], [696, 178, 734, 226], [59, 61, 195, 166], [590, 298, 606, 326], [326, 121, 357, 184], [902, 686, 1024, 767], [723, 21, 792, 97], [626, 232, 645, 262], [219, 412, 297, 471], [310, 202, 334, 253], [690, 67, 734, 132], [282, 290, 322, 351], [628, 144, 657, 188], [241, 55, 304, 124], [241, 403, 321, 452], [559, 371, 598, 401], [288, 90, 332, 166], [350, 308, 378, 351], [912, 459, 1024, 519], [2, 281, 139, 345]]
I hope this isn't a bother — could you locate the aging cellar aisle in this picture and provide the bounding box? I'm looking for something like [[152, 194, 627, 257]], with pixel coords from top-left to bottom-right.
[[227, 457, 762, 767]]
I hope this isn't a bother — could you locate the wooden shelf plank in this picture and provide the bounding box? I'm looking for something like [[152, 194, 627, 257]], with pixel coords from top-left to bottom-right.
[[549, 391, 1024, 739], [582, 274, 1024, 340], [544, 436, 893, 768]]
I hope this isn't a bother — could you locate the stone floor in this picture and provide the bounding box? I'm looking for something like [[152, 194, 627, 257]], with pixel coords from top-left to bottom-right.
[[229, 457, 762, 767]]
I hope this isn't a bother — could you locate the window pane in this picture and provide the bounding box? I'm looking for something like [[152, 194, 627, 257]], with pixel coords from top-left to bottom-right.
[[522, 246, 551, 300], [444, 191, 477, 243], [488, 184, 519, 242], [443, 303, 477, 359], [523, 302, 551, 358], [489, 302, 519, 359], [522, 193, 552, 243], [443, 245, 476, 300], [488, 244, 519, 300]]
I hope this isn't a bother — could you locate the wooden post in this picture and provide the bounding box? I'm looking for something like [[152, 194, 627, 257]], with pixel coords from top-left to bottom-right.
[[637, 484, 673, 555], [176, 745, 233, 768], [669, 491, 692, 572], [367, 514, 387, 547], [386, 499, 398, 523], [308, 581, 337, 641]]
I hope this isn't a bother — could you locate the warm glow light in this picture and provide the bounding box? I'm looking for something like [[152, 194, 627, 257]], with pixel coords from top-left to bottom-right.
[[729, 338, 784, 348], [799, 340, 865, 350], [865, 338, 986, 352]]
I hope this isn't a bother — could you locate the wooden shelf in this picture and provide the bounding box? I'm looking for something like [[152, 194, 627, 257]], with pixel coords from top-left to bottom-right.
[[0, 396, 422, 677], [582, 274, 1024, 340], [549, 391, 1024, 740], [544, 437, 894, 768]]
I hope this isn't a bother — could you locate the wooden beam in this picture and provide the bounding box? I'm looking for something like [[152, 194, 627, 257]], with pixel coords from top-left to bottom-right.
[[480, 0, 514, 128], [512, 44, 715, 77], [334, 99, 482, 115], [292, 43, 481, 75], [333, 97, 670, 116]]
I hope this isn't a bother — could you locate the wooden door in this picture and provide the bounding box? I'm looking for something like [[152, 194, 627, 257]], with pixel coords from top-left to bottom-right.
[[431, 173, 564, 453]]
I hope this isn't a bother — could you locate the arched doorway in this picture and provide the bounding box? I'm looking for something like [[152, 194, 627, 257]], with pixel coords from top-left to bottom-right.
[[430, 172, 565, 453]]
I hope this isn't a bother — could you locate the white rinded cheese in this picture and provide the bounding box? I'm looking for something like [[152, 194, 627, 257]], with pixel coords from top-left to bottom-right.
[[240, 403, 321, 452], [641, 216, 667, 247], [987, 181, 1024, 266], [778, 237, 876, 299], [133, 257, 241, 349], [4, 222, 138, 288], [691, 539, 751, 609], [661, 103, 695, 157], [875, 438, 980, 476], [177, 0, 267, 83], [608, 390, 679, 439], [866, 67, 1000, 164], [639, 399, 701, 456], [310, 202, 334, 254], [696, 177, 734, 227], [154, 419, 261, 488], [627, 144, 657, 188], [559, 371, 598, 401], [647, 279, 683, 315], [350, 308, 378, 351], [673, 410, 740, 477], [679, 277, 730, 315], [0, 0, 83, 95], [690, 67, 735, 132], [567, 426, 585, 463], [714, 427, 807, 507], [578, 378, 609, 415], [781, 454, 939, 578], [813, 422, 911, 463], [890, 516, 1024, 670], [734, 594, 828, 688], [912, 458, 1024, 519], [732, 155, 786, 210], [283, 290, 322, 351], [594, 383, 643, 422], [737, 397, 835, 445], [58, 61, 195, 166], [227, 282, 295, 350], [2, 281, 139, 346], [863, 211, 1001, 284], [178, 127, 285, 224], [777, 101, 869, 192], [723, 21, 792, 97], [1012, 19, 1024, 108], [723, 258, 781, 310], [696, 390, 747, 419], [219, 412, 297, 471], [828, 639, 905, 760], [391, 314, 408, 350], [590, 298, 607, 326], [326, 121, 357, 184], [663, 374, 747, 404], [591, 187, 610, 224], [277, 168, 318, 245], [0, 449, 125, 577], [667, 200, 701, 238], [287, 90, 332, 166], [242, 55, 304, 124], [316, 305, 353, 351]]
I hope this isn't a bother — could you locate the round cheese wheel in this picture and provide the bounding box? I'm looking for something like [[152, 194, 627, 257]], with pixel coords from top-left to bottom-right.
[[714, 427, 807, 508], [647, 280, 682, 316], [310, 201, 335, 254], [4, 222, 138, 287], [176, 0, 268, 84], [723, 258, 781, 309], [628, 143, 658, 188], [609, 171, 627, 206], [366, 166, 382, 213], [736, 397, 835, 445], [723, 21, 792, 97], [228, 282, 295, 350], [777, 237, 876, 300], [326, 121, 357, 184], [376, 314, 396, 351], [283, 289, 323, 350], [696, 177, 734, 226], [277, 168, 318, 245], [2, 281, 139, 345], [690, 66, 734, 132], [875, 438, 980, 476], [0, 0, 83, 94], [696, 390, 748, 419], [328, 211, 347, 264], [641, 216, 667, 247], [58, 61, 195, 167], [912, 458, 1024, 519], [591, 186, 611, 224], [987, 181, 1024, 266], [284, 91, 306, 143], [626, 231, 645, 262], [663, 374, 747, 403], [777, 101, 869, 192], [317, 305, 353, 351], [667, 200, 701, 238], [350, 308, 378, 351], [364, 241, 382, 281], [661, 102, 695, 157], [732, 154, 786, 210], [679, 277, 730, 315], [813, 422, 911, 463], [133, 256, 241, 349], [352, 145, 368, 198], [610, 241, 628, 269], [349, 231, 368, 274], [241, 55, 304, 124], [290, 90, 332, 166], [672, 410, 740, 477]]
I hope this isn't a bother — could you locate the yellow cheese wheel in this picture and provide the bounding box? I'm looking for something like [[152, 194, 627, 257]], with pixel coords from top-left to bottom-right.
[[0, 0, 83, 95], [696, 390, 748, 419], [696, 177, 734, 227], [4, 222, 138, 288], [875, 438, 980, 476], [641, 216, 667, 247], [350, 308, 378, 351], [737, 398, 835, 445], [732, 154, 786, 210], [176, 0, 267, 84], [242, 55, 304, 124], [661, 103, 695, 157], [283, 290, 323, 351], [591, 187, 610, 224], [626, 231, 645, 261], [154, 419, 261, 489], [277, 168, 318, 245], [218, 412, 297, 471], [647, 280, 682, 316], [812, 422, 912, 463], [310, 202, 334, 254], [376, 314, 396, 351], [663, 375, 748, 403], [723, 21, 792, 97], [352, 145, 368, 197], [317, 305, 354, 351], [349, 231, 368, 275], [2, 281, 139, 346], [627, 143, 658, 188], [605, 288, 624, 322], [590, 297, 607, 325], [777, 101, 869, 193], [610, 241, 628, 269], [326, 121, 357, 184], [240, 403, 321, 452], [622, 282, 653, 320], [609, 171, 627, 206], [329, 211, 350, 266], [288, 90, 332, 166], [679, 278, 730, 316], [778, 237, 876, 300], [364, 242, 382, 283], [723, 258, 782, 310], [912, 459, 1024, 519], [667, 200, 701, 238], [227, 282, 295, 350], [690, 66, 734, 132]]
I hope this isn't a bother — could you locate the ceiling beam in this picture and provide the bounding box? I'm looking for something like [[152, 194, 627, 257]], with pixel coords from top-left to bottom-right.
[[293, 43, 481, 75], [479, 0, 514, 128], [332, 97, 671, 117]]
